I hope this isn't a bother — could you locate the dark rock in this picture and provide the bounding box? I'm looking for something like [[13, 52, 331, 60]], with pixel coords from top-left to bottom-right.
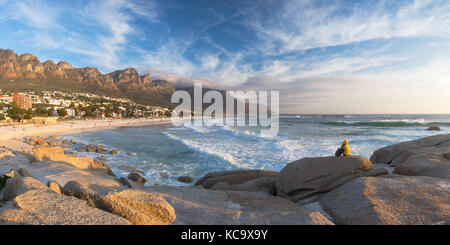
[[177, 176, 194, 183], [128, 172, 147, 184], [427, 126, 441, 131]]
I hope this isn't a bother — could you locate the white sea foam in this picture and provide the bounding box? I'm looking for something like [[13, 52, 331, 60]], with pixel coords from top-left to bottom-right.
[[164, 132, 253, 169], [183, 124, 213, 133], [371, 119, 428, 124]]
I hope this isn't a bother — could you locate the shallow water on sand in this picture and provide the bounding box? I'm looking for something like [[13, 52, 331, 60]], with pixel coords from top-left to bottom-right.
[[65, 114, 450, 186]]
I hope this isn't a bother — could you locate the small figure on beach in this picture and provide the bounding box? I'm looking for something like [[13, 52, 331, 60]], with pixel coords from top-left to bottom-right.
[[335, 140, 351, 156]]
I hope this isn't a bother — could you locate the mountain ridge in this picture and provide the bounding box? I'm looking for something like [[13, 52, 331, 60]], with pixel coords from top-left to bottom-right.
[[0, 49, 175, 107]]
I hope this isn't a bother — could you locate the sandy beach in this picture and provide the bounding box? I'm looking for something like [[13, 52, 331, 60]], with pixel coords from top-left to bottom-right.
[[0, 117, 173, 142]]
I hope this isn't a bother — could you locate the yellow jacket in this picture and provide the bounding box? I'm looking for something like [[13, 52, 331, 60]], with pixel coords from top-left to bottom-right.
[[341, 140, 351, 156]]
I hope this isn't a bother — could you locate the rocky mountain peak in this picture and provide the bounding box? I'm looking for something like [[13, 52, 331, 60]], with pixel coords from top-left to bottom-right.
[[20, 53, 39, 62], [0, 49, 175, 107], [57, 61, 72, 69]]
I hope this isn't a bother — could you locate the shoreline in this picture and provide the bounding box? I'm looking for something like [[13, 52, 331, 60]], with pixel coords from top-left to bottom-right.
[[0, 117, 173, 141]]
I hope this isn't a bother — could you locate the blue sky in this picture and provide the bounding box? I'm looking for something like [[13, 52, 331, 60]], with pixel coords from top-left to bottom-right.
[[0, 0, 449, 113]]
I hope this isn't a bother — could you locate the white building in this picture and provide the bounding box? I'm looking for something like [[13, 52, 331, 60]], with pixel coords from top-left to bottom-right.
[[66, 109, 76, 118]]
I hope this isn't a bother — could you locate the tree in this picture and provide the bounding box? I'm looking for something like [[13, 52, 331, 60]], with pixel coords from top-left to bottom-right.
[[6, 103, 26, 122], [35, 107, 49, 117], [9, 114, 22, 122], [47, 107, 54, 117], [57, 108, 67, 117], [24, 109, 33, 120]]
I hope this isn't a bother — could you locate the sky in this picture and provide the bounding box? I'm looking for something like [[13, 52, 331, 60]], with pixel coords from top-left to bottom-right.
[[0, 0, 449, 114]]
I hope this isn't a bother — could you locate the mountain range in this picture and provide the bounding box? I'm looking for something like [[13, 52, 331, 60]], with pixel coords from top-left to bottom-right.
[[0, 49, 175, 107]]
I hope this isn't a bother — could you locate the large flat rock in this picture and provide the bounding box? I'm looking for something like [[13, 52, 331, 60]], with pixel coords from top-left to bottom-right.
[[210, 176, 277, 195], [32, 146, 113, 175], [370, 134, 450, 179], [21, 161, 124, 189], [319, 176, 450, 225], [0, 202, 42, 225], [195, 170, 278, 189], [62, 181, 176, 225], [1, 173, 130, 225], [14, 189, 131, 225], [143, 185, 334, 225], [102, 190, 176, 225], [276, 155, 387, 202], [371, 134, 450, 164], [2, 170, 49, 201]]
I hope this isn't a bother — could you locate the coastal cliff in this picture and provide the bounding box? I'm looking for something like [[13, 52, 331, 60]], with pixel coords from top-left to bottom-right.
[[0, 134, 449, 225]]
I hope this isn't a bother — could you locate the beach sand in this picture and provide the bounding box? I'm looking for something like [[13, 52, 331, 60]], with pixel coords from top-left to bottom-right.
[[0, 117, 173, 142]]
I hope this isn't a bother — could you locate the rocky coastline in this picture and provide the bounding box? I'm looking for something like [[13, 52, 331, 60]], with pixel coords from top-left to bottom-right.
[[0, 133, 449, 225]]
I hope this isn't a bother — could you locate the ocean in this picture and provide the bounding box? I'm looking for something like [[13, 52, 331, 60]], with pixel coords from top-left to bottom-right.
[[65, 114, 450, 185]]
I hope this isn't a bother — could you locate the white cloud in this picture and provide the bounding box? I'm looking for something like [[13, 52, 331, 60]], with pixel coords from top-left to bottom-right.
[[0, 0, 159, 71], [12, 0, 60, 29], [251, 0, 450, 55], [141, 40, 196, 76], [240, 57, 450, 114], [77, 0, 159, 70], [199, 54, 220, 70]]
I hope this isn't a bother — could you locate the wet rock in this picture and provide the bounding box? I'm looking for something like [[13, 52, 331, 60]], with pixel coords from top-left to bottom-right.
[[119, 177, 133, 188], [158, 172, 169, 179], [97, 156, 108, 162], [119, 177, 145, 188], [119, 165, 144, 174], [128, 173, 147, 185], [110, 149, 118, 155], [77, 147, 87, 152], [177, 176, 194, 184], [427, 126, 441, 131], [86, 144, 98, 153]]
